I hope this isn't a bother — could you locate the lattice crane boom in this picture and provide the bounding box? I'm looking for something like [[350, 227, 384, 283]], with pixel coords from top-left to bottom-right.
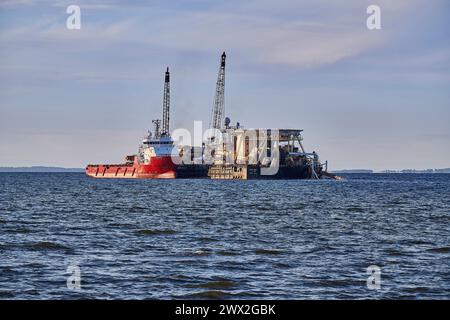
[[161, 67, 170, 136], [210, 52, 226, 130]]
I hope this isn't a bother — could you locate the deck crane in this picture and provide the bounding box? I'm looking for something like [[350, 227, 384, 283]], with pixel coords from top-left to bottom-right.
[[210, 52, 226, 130], [151, 67, 170, 139]]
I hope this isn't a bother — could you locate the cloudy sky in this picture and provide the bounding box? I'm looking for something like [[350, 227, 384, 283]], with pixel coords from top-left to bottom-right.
[[0, 0, 449, 170]]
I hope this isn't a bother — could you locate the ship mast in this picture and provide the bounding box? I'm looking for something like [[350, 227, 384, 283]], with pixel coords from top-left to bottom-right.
[[161, 67, 170, 137], [210, 52, 226, 130]]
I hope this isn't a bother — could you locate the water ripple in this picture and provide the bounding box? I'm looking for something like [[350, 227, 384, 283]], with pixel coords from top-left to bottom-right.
[[0, 172, 449, 299]]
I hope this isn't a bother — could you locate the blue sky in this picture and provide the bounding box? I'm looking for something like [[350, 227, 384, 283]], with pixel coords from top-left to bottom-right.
[[0, 0, 449, 170]]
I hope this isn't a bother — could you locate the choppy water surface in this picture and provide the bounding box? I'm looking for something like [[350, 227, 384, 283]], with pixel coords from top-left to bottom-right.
[[0, 173, 449, 299]]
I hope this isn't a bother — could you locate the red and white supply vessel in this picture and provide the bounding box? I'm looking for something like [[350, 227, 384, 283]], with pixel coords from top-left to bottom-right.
[[85, 68, 176, 179]]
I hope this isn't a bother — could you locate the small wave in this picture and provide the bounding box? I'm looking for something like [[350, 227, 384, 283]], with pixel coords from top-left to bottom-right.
[[1, 266, 15, 274], [427, 247, 450, 253], [346, 207, 364, 213], [403, 239, 432, 245], [187, 290, 230, 299], [217, 250, 238, 256], [188, 280, 238, 290], [387, 200, 409, 206], [24, 289, 40, 296], [128, 205, 147, 213], [198, 236, 219, 242], [10, 227, 32, 234], [23, 262, 45, 268], [385, 248, 404, 256], [135, 229, 177, 236], [0, 291, 15, 298], [256, 205, 275, 211], [31, 241, 70, 251], [254, 249, 283, 255], [317, 278, 363, 288], [273, 262, 291, 268], [193, 249, 212, 256], [109, 222, 135, 228], [404, 286, 431, 294]]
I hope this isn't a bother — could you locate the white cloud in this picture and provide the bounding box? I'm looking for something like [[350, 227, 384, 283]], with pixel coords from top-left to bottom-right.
[[0, 0, 33, 6], [0, 1, 392, 70]]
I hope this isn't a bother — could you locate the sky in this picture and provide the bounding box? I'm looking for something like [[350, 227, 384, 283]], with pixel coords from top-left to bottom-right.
[[0, 0, 449, 170]]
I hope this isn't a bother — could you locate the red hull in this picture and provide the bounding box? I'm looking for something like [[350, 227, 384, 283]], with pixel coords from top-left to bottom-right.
[[85, 156, 175, 179]]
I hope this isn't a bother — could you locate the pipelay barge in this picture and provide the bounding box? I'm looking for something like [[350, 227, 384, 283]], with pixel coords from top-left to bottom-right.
[[86, 52, 337, 180]]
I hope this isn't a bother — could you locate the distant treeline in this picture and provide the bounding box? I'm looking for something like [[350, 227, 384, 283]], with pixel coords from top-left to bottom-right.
[[331, 169, 373, 173], [381, 168, 450, 173], [332, 168, 450, 174], [0, 166, 84, 172]]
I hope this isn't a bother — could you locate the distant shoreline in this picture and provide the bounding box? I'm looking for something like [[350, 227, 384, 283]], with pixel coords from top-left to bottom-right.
[[332, 169, 450, 174], [0, 166, 84, 173]]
